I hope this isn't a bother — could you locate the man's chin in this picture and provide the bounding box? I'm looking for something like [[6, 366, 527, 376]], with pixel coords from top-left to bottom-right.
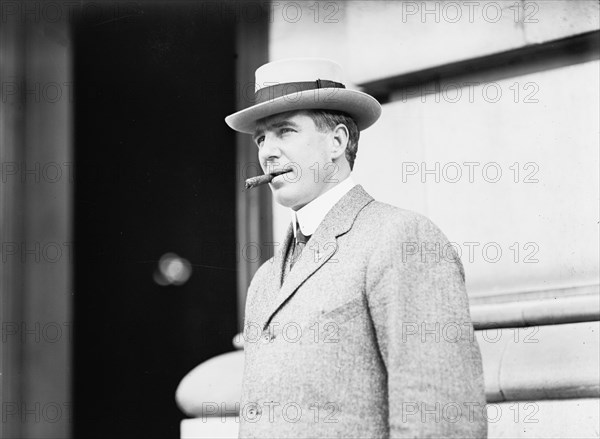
[[272, 188, 305, 210]]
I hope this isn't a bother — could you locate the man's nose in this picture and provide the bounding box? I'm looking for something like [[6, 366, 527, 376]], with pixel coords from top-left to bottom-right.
[[258, 135, 281, 162]]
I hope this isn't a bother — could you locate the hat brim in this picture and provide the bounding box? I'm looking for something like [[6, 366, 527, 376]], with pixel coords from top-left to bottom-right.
[[225, 88, 381, 134]]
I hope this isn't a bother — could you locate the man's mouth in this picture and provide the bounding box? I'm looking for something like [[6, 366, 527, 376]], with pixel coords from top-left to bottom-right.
[[268, 168, 293, 185]]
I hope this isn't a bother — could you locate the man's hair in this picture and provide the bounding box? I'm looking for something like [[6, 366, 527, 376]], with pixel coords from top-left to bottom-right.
[[305, 110, 360, 170]]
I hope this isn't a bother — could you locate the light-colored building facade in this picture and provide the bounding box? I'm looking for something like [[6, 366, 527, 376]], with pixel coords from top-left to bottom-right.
[[179, 2, 600, 438]]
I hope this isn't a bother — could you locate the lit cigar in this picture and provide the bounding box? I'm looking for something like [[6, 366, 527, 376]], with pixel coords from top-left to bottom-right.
[[245, 169, 292, 189]]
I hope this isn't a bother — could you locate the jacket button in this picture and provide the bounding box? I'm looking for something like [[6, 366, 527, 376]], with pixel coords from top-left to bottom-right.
[[247, 405, 262, 418], [262, 330, 275, 342]]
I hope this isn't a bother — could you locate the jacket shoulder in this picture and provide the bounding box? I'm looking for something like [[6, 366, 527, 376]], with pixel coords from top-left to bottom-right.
[[359, 199, 465, 281], [359, 200, 447, 240]]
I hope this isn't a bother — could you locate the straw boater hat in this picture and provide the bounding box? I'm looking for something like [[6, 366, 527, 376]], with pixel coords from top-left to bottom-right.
[[225, 58, 382, 134]]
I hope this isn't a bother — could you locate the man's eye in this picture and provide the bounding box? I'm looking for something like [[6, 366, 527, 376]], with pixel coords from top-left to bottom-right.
[[280, 128, 295, 135], [255, 136, 265, 147]]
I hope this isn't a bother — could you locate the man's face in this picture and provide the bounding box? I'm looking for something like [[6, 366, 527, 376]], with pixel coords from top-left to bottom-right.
[[254, 111, 333, 210]]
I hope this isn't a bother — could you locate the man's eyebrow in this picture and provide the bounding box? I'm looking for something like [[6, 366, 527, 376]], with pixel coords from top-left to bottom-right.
[[254, 119, 300, 140], [270, 120, 300, 129]]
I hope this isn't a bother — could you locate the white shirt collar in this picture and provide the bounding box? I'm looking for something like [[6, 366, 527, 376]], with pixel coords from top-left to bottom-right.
[[291, 176, 357, 239]]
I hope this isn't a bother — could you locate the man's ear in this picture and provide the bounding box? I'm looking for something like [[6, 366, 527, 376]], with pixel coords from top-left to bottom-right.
[[330, 123, 349, 160]]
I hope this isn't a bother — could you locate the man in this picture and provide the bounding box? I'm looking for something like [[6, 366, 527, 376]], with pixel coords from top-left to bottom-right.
[[225, 58, 487, 438]]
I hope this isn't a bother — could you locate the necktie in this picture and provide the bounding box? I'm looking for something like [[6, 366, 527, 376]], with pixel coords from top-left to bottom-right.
[[290, 224, 310, 270]]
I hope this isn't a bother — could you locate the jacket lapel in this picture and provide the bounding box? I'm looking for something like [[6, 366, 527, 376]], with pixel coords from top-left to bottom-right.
[[261, 185, 374, 329]]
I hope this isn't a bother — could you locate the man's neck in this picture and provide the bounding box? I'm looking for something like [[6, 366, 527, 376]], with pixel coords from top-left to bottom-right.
[[291, 175, 357, 238]]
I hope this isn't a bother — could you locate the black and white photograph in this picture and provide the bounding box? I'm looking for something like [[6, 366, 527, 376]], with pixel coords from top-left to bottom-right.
[[1, 1, 599, 438]]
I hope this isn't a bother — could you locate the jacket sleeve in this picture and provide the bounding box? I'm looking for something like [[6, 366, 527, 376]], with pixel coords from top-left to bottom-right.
[[365, 215, 488, 438]]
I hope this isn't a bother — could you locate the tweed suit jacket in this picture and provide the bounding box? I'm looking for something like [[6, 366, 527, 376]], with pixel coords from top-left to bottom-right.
[[239, 185, 487, 438]]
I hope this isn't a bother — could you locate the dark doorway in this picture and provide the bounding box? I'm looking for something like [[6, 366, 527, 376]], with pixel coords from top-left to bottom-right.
[[73, 4, 238, 438]]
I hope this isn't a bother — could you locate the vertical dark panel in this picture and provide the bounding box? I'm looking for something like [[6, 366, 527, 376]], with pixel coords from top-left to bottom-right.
[[0, 11, 26, 439], [235, 9, 271, 329], [1, 11, 72, 439], [73, 4, 237, 438]]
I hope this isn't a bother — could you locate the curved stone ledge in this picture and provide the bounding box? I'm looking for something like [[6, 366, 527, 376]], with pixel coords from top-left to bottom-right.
[[487, 398, 600, 439], [478, 321, 600, 402], [470, 284, 600, 329], [176, 351, 244, 418]]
